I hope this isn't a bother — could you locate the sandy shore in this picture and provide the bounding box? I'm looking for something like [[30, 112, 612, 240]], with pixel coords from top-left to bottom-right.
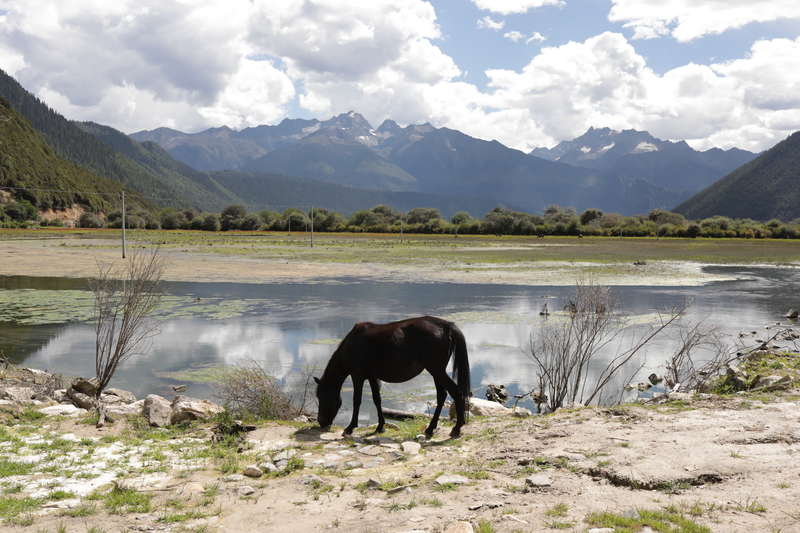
[[6, 392, 799, 532], [0, 237, 738, 286]]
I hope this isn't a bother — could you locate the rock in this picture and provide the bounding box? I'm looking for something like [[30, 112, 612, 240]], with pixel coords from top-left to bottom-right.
[[66, 388, 95, 410], [667, 392, 694, 402], [358, 445, 382, 456], [0, 386, 37, 404], [320, 432, 343, 441], [524, 474, 553, 488], [443, 521, 474, 533], [52, 389, 68, 403], [293, 414, 310, 423], [0, 400, 21, 417], [301, 474, 323, 485], [752, 375, 792, 391], [103, 388, 137, 404], [238, 485, 256, 496], [387, 485, 411, 495], [344, 460, 363, 469], [106, 399, 144, 418], [448, 397, 514, 418], [275, 459, 288, 470], [71, 377, 100, 396], [365, 479, 381, 489], [648, 373, 663, 386], [22, 367, 53, 385], [485, 384, 508, 404], [259, 461, 278, 474], [786, 309, 799, 319], [435, 474, 469, 486], [223, 474, 245, 482], [243, 465, 263, 478], [170, 395, 224, 424], [636, 382, 652, 392], [512, 407, 532, 417], [144, 394, 172, 427], [401, 441, 421, 455], [588, 529, 615, 533], [38, 404, 87, 417], [273, 449, 296, 462], [42, 498, 81, 509]]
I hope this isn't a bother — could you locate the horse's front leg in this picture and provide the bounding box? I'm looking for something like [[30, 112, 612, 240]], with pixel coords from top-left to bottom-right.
[[368, 378, 385, 433], [344, 376, 364, 435]]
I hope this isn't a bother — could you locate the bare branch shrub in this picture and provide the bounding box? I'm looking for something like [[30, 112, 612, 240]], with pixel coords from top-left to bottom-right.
[[664, 322, 730, 392], [528, 280, 682, 412], [89, 249, 164, 424], [214, 360, 298, 420]]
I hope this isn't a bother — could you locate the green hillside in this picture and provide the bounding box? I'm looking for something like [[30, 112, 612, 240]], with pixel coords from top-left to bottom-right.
[[0, 69, 229, 210], [676, 132, 800, 221], [0, 97, 148, 213]]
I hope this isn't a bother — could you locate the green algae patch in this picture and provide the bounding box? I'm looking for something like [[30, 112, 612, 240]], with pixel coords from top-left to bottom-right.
[[154, 364, 229, 384], [306, 337, 342, 345], [0, 288, 273, 326]]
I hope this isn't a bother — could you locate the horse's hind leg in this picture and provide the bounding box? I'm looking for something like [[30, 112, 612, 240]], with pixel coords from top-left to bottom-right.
[[424, 376, 447, 438], [436, 373, 466, 438], [344, 376, 364, 435], [368, 378, 385, 433]]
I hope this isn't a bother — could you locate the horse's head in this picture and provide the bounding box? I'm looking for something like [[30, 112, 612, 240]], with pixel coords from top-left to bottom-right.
[[314, 376, 342, 428]]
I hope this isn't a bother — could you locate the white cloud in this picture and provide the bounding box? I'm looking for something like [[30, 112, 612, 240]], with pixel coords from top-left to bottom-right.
[[504, 30, 547, 43], [526, 32, 547, 43], [609, 0, 800, 42], [472, 0, 564, 14], [477, 16, 505, 31], [1, 0, 799, 154]]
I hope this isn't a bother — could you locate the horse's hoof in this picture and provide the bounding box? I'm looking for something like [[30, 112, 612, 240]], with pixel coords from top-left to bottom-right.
[[449, 428, 462, 439], [343, 427, 354, 436], [375, 426, 385, 434]]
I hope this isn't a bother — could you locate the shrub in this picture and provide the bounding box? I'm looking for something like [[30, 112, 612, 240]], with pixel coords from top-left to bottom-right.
[[79, 212, 104, 228], [214, 361, 298, 420], [201, 214, 221, 231]]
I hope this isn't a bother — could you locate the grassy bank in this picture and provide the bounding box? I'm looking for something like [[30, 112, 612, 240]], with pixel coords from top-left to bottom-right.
[[4, 228, 800, 266]]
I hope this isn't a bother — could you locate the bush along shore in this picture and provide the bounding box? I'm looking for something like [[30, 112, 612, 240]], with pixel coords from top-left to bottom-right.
[[1, 340, 799, 532], [5, 199, 800, 239]]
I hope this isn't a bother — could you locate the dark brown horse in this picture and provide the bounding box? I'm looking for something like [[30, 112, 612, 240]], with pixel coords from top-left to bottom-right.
[[314, 316, 471, 438]]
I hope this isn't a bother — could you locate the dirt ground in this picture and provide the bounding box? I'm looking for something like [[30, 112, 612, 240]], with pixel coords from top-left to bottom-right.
[[6, 391, 798, 533], [0, 237, 735, 286]]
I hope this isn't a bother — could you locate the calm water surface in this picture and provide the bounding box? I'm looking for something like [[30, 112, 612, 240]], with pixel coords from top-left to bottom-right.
[[1, 266, 798, 425]]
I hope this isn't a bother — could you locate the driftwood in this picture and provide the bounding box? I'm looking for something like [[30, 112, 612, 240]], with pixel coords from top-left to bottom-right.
[[383, 408, 428, 420]]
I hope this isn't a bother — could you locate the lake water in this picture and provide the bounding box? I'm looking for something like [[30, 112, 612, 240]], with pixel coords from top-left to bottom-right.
[[2, 266, 799, 426]]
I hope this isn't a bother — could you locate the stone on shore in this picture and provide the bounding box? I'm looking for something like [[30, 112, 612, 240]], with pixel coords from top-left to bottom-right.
[[170, 395, 224, 424], [443, 522, 474, 533], [38, 404, 87, 417], [435, 474, 469, 486], [144, 394, 172, 427]]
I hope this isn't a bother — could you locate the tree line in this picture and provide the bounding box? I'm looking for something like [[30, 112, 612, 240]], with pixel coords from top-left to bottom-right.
[[4, 200, 800, 239]]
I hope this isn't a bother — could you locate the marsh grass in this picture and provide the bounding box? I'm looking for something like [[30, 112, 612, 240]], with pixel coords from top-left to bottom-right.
[[586, 508, 711, 533], [103, 484, 152, 514]]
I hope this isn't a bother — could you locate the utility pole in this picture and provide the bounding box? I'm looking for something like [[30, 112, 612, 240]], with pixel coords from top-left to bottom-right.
[[310, 206, 314, 248], [121, 191, 127, 259]]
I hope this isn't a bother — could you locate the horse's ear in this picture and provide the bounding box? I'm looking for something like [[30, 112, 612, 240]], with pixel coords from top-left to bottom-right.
[[313, 377, 321, 384]]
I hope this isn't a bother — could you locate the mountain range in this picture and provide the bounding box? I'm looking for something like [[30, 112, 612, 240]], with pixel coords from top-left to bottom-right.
[[133, 114, 757, 215], [6, 67, 792, 221]]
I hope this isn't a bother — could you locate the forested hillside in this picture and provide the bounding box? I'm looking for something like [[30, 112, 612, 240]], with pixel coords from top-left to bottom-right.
[[676, 132, 800, 220], [0, 97, 143, 214], [0, 69, 231, 210]]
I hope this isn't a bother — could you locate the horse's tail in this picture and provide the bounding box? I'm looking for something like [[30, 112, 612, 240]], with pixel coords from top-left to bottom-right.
[[448, 323, 471, 421]]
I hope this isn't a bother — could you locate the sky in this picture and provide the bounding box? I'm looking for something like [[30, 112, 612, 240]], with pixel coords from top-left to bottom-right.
[[1, 1, 800, 153]]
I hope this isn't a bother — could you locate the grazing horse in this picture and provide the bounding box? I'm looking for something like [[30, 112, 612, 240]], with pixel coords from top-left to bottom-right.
[[314, 316, 471, 438]]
